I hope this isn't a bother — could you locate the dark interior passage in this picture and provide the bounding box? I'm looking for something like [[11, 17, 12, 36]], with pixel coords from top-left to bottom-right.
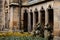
[[34, 8, 38, 24], [30, 10, 33, 31], [40, 7, 45, 27], [23, 9, 28, 32], [48, 7, 54, 33]]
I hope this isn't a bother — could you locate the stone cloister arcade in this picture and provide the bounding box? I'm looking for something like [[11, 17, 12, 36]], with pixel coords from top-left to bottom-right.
[[21, 3, 54, 32], [0, 0, 54, 34]]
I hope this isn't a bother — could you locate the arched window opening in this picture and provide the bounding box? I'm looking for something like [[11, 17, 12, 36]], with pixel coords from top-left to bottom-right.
[[34, 8, 38, 24], [23, 9, 28, 32], [30, 9, 33, 31]]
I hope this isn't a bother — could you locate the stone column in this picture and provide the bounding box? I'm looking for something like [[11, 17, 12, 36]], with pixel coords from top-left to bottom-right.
[[21, 9, 24, 32], [44, 10, 49, 38], [9, 7, 13, 31], [33, 12, 36, 31], [28, 12, 31, 32], [38, 11, 41, 24]]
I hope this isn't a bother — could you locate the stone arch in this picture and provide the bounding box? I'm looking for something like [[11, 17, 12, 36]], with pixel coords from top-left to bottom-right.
[[47, 5, 54, 32], [34, 8, 38, 24], [23, 9, 28, 32], [30, 9, 33, 31], [40, 6, 45, 27]]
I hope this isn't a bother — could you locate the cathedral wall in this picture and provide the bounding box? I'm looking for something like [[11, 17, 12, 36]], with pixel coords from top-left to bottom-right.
[[13, 7, 19, 29], [2, 0, 60, 37], [0, 0, 4, 30], [54, 1, 60, 36]]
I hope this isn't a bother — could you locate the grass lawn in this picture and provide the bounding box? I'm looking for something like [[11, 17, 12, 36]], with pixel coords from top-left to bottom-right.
[[0, 32, 47, 40], [0, 36, 47, 40]]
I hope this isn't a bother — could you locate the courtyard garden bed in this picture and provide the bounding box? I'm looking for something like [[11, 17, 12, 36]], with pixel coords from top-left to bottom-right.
[[0, 32, 47, 40]]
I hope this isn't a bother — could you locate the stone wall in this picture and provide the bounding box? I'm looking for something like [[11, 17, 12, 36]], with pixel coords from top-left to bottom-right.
[[54, 1, 60, 36]]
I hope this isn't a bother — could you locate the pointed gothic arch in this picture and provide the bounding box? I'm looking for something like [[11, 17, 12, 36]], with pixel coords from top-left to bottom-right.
[[47, 5, 54, 33], [23, 9, 28, 32], [30, 9, 33, 31], [34, 8, 38, 24], [40, 6, 45, 27]]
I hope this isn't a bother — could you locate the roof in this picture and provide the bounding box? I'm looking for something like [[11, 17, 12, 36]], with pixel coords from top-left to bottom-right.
[[22, 0, 53, 7]]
